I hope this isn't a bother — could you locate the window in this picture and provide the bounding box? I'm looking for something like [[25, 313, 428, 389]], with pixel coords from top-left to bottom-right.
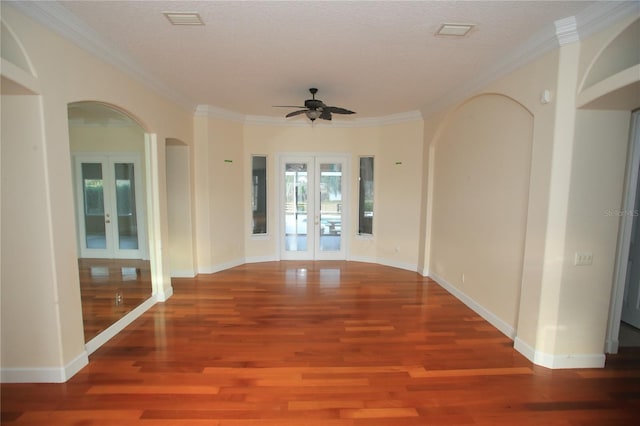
[[358, 156, 374, 235], [252, 156, 267, 234]]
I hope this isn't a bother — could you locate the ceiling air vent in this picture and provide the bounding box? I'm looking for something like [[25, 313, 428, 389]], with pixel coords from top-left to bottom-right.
[[163, 12, 204, 26], [436, 23, 475, 37]]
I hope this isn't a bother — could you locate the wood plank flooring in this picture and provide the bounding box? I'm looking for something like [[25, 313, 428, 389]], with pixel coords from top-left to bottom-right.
[[3, 261, 640, 425]]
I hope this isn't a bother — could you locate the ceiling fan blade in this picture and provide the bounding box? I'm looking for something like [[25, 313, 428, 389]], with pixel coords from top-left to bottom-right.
[[285, 109, 309, 118], [274, 105, 306, 108], [325, 106, 355, 115], [320, 110, 332, 121]]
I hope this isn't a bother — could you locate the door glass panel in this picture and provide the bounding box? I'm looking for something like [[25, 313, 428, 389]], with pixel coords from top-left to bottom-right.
[[114, 163, 139, 250], [285, 163, 308, 251], [82, 163, 107, 249], [319, 163, 342, 251]]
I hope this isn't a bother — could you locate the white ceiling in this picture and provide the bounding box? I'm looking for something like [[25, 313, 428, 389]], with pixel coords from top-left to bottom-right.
[[13, 1, 632, 121]]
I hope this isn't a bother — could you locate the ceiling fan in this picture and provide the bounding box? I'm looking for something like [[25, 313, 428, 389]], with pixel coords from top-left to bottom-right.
[[274, 88, 356, 122]]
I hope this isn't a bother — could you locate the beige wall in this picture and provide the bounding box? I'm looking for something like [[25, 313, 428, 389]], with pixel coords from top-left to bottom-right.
[[166, 143, 195, 276], [1, 5, 192, 380], [422, 13, 639, 366], [430, 94, 533, 330], [2, 3, 639, 382], [193, 116, 245, 272], [241, 121, 424, 269], [69, 124, 145, 153]]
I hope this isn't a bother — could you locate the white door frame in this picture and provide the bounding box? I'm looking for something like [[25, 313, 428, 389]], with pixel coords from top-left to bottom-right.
[[278, 153, 349, 261], [73, 152, 147, 259], [607, 110, 640, 353]]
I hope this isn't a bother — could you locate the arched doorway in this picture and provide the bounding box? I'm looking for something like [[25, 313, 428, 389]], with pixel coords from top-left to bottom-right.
[[67, 101, 153, 344]]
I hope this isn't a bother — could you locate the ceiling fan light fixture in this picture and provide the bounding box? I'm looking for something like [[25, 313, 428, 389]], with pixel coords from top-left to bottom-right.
[[306, 110, 322, 121]]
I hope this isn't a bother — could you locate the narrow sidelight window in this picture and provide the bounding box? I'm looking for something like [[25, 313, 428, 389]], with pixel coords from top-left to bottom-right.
[[358, 156, 374, 235], [252, 156, 267, 234]]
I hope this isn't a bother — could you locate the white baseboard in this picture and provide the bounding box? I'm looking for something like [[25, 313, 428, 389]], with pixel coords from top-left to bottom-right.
[[85, 296, 158, 355], [429, 272, 516, 339], [605, 338, 620, 354], [157, 286, 173, 302], [245, 255, 279, 264], [348, 255, 419, 273], [197, 257, 245, 274], [171, 269, 196, 278], [1, 351, 89, 383], [514, 338, 606, 369]]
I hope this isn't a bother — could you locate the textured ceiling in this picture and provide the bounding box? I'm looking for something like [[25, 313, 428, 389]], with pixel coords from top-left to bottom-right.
[[35, 1, 610, 119]]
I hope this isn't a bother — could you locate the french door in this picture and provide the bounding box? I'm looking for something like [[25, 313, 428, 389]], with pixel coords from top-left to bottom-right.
[[280, 155, 348, 260], [74, 154, 146, 259]]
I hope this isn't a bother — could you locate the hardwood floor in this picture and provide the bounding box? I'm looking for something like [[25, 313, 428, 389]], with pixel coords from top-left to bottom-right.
[[2, 261, 639, 425], [78, 258, 152, 342]]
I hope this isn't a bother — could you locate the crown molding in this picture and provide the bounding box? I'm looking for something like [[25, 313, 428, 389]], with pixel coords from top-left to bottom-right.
[[194, 104, 245, 123], [7, 0, 193, 111], [555, 16, 579, 46], [244, 110, 422, 128], [421, 1, 638, 119], [576, 0, 640, 40]]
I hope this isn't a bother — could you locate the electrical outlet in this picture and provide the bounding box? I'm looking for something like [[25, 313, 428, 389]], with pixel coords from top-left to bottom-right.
[[574, 252, 593, 266]]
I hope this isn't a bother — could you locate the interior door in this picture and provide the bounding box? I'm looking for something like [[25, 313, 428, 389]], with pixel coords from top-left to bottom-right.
[[74, 154, 145, 259], [281, 155, 347, 260], [622, 159, 640, 329]]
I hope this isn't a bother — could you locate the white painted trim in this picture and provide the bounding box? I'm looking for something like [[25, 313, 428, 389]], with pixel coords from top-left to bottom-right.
[[85, 296, 158, 355], [554, 16, 579, 46], [9, 1, 191, 110], [194, 104, 245, 123], [429, 272, 516, 339], [0, 57, 39, 94], [197, 258, 246, 275], [576, 1, 640, 41], [375, 258, 419, 274], [1, 351, 89, 384], [156, 286, 173, 303], [170, 269, 197, 278], [347, 255, 378, 265], [245, 255, 279, 264], [244, 110, 422, 128], [514, 338, 606, 369], [421, 2, 636, 118]]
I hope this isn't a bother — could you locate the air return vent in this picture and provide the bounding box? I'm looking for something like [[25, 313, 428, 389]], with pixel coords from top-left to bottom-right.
[[163, 12, 204, 26]]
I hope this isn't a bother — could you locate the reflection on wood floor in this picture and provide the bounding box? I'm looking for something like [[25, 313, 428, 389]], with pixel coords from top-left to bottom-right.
[[78, 258, 151, 342], [2, 261, 639, 425]]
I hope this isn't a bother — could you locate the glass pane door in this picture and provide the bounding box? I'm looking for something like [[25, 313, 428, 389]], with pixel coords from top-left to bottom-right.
[[75, 155, 145, 259], [319, 162, 342, 252], [284, 161, 312, 256], [114, 163, 139, 250], [81, 163, 107, 249], [281, 155, 347, 260]]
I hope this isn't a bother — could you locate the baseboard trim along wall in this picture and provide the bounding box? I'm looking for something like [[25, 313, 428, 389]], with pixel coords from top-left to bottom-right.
[[430, 272, 607, 369], [348, 255, 419, 273], [1, 351, 89, 384], [170, 269, 197, 278], [514, 338, 606, 369], [197, 258, 246, 275], [85, 295, 159, 355], [429, 272, 516, 339]]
